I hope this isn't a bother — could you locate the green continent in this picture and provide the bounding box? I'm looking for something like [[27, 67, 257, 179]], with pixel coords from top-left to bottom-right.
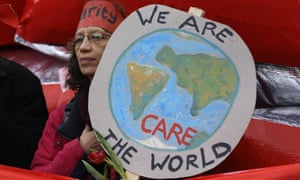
[[127, 62, 169, 120], [156, 45, 237, 116]]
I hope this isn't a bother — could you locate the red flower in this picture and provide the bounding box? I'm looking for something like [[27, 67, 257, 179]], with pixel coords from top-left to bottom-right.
[[88, 150, 106, 165]]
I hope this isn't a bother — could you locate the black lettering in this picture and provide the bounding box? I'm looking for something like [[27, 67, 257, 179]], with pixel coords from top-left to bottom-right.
[[80, 4, 117, 24], [216, 28, 233, 43], [108, 12, 117, 24], [101, 6, 108, 19], [157, 11, 170, 24], [200, 147, 214, 168], [95, 4, 102, 16], [121, 146, 138, 165], [212, 142, 231, 158], [186, 154, 198, 170], [80, 10, 87, 20], [104, 128, 137, 166], [201, 21, 217, 36], [178, 16, 199, 32], [104, 128, 118, 141], [151, 153, 170, 170], [136, 5, 158, 25], [111, 138, 128, 156], [168, 155, 183, 172], [88, 6, 98, 18]]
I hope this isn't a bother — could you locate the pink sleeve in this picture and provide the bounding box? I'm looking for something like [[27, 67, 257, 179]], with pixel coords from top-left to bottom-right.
[[30, 104, 85, 176]]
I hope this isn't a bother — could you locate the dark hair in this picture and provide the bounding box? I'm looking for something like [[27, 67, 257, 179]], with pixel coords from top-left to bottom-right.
[[65, 42, 90, 90], [65, 0, 126, 91]]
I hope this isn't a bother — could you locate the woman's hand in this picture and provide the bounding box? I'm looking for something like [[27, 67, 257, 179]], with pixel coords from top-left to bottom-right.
[[79, 125, 101, 153]]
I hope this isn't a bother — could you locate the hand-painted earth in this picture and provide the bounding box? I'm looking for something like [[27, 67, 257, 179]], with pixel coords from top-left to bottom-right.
[[109, 29, 239, 150]]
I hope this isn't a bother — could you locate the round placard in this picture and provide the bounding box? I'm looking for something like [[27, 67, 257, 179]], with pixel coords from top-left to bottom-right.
[[89, 4, 256, 179]]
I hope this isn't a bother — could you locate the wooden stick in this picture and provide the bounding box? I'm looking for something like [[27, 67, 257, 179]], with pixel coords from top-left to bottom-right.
[[188, 6, 205, 17], [123, 170, 140, 180]]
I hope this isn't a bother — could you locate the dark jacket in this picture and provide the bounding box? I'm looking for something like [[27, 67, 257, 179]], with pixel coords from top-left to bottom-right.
[[0, 57, 48, 169]]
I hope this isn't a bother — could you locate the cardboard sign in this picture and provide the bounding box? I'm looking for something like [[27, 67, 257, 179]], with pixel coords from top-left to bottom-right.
[[89, 4, 256, 179]]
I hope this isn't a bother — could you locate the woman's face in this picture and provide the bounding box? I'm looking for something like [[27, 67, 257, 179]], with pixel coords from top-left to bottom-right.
[[74, 26, 111, 79]]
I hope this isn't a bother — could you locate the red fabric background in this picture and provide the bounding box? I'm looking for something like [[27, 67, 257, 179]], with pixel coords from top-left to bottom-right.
[[1, 0, 299, 66], [16, 0, 85, 45], [0, 0, 25, 45], [0, 1, 300, 179]]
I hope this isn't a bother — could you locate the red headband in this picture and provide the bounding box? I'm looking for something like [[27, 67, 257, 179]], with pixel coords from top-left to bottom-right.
[[77, 0, 124, 33]]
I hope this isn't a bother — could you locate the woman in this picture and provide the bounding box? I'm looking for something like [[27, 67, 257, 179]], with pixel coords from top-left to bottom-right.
[[30, 0, 125, 179]]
